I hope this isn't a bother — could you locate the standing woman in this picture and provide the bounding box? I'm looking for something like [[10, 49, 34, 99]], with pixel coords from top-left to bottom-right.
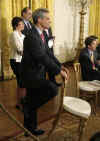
[[9, 17, 25, 109]]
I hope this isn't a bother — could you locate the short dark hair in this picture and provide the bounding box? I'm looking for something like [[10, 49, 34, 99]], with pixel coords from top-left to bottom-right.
[[90, 132, 100, 141], [85, 35, 98, 48], [32, 8, 49, 24], [89, 35, 98, 40], [21, 7, 30, 16], [12, 17, 23, 30]]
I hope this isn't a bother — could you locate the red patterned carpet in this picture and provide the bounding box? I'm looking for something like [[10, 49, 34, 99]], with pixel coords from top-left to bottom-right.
[[0, 78, 100, 141], [1, 108, 100, 141]]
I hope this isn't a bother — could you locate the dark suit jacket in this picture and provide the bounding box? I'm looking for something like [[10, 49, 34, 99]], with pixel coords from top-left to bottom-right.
[[21, 25, 61, 88], [79, 47, 100, 81], [22, 21, 33, 36], [96, 43, 100, 60]]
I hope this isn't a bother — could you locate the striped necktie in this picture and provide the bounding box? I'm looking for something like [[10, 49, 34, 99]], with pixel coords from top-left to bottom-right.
[[40, 33, 45, 43], [27, 22, 31, 29]]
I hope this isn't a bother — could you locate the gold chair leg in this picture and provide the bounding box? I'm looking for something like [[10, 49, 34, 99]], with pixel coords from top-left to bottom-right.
[[78, 118, 87, 141], [90, 99, 96, 115], [47, 83, 65, 141]]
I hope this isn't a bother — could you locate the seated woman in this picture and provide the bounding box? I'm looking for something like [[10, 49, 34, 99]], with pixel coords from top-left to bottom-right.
[[9, 17, 25, 110]]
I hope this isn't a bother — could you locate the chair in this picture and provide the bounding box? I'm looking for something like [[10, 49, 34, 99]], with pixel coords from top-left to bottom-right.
[[48, 79, 91, 141], [73, 63, 99, 115], [63, 96, 91, 141], [0, 73, 91, 141]]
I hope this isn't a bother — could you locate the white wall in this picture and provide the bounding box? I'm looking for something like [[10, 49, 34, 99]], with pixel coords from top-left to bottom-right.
[[53, 0, 89, 63]]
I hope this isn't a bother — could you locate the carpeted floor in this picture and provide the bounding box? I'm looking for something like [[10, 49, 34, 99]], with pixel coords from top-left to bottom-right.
[[9, 108, 100, 141]]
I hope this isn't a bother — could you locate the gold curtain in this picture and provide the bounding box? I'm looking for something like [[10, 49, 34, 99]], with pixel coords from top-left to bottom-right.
[[31, 0, 53, 11], [89, 0, 100, 40], [0, 0, 13, 79], [0, 0, 29, 79], [12, 0, 29, 17], [0, 0, 54, 79]]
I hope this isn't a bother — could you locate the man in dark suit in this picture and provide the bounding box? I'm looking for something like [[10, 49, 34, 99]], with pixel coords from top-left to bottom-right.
[[96, 42, 100, 60], [21, 8, 68, 136], [79, 35, 100, 81], [21, 7, 32, 36]]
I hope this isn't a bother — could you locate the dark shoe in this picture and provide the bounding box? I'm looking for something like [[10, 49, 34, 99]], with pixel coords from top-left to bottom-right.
[[16, 105, 21, 110], [24, 129, 45, 137], [33, 129, 45, 136], [16, 104, 24, 112]]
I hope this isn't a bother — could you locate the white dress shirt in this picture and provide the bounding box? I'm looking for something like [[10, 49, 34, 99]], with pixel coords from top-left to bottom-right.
[[35, 26, 42, 35], [44, 29, 49, 36], [35, 26, 54, 48], [23, 19, 32, 29], [88, 49, 94, 57], [9, 30, 25, 62]]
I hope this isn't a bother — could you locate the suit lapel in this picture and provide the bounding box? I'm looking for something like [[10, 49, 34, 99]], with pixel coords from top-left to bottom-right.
[[93, 51, 97, 63], [86, 48, 92, 61], [32, 26, 46, 49], [86, 48, 96, 64]]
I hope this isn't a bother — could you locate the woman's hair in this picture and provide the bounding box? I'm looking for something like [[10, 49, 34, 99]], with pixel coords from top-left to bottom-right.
[[11, 17, 23, 30]]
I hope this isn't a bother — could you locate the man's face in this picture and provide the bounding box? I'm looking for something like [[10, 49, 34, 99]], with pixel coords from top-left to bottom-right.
[[88, 40, 97, 51], [39, 12, 51, 29], [96, 39, 99, 45], [23, 9, 32, 20]]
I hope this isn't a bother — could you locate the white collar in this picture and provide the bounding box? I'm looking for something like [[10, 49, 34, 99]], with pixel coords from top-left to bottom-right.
[[14, 30, 25, 39], [35, 26, 43, 35], [23, 19, 30, 26], [44, 29, 49, 36], [23, 19, 28, 22], [88, 49, 93, 56]]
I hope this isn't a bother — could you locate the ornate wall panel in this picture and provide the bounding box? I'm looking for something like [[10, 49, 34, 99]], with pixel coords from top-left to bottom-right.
[[54, 0, 89, 63]]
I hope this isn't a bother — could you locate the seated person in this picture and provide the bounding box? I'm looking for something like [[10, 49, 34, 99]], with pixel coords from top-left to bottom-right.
[[96, 43, 100, 60], [79, 35, 100, 81], [90, 132, 100, 141]]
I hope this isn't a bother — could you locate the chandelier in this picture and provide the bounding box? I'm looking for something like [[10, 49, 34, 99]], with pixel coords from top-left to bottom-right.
[[69, 0, 93, 10], [69, 0, 93, 62]]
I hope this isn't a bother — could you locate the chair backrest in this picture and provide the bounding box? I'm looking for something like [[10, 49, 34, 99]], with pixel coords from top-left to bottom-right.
[[73, 63, 82, 81], [73, 63, 82, 97]]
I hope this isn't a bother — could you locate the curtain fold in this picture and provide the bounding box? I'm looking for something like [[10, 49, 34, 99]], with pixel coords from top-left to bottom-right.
[[89, 0, 100, 40], [0, 0, 13, 79], [12, 0, 29, 17], [31, 0, 41, 10], [0, 0, 29, 79], [0, 0, 54, 79], [31, 0, 53, 12]]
